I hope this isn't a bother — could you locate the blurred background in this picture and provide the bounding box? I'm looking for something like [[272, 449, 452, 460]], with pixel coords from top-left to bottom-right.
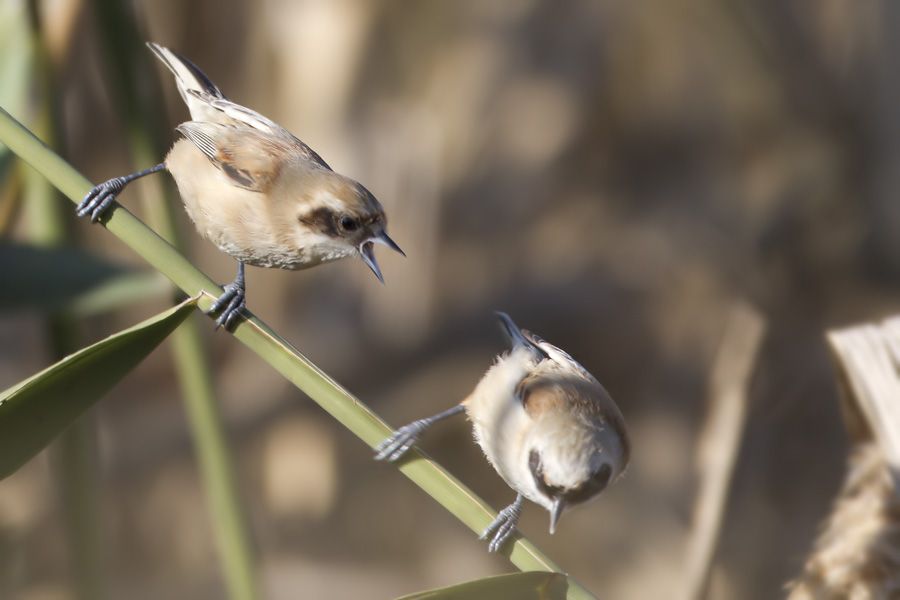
[[1, 0, 898, 598]]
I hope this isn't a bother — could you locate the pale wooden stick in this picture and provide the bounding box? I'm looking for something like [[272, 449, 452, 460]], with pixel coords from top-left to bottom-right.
[[828, 321, 900, 481], [682, 303, 766, 600]]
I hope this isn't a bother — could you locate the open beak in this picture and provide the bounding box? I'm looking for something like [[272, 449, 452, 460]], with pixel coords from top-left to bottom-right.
[[549, 497, 565, 535], [373, 231, 405, 257], [359, 241, 384, 284], [360, 232, 405, 284]]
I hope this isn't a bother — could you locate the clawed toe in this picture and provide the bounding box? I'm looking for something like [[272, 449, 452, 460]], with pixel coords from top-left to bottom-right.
[[208, 284, 246, 332], [480, 497, 524, 553], [77, 179, 124, 223], [215, 296, 245, 331], [374, 422, 426, 462]]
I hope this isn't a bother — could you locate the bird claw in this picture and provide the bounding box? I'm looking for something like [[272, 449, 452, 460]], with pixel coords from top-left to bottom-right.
[[208, 283, 245, 332], [76, 178, 126, 223], [480, 498, 523, 553], [374, 420, 429, 462]]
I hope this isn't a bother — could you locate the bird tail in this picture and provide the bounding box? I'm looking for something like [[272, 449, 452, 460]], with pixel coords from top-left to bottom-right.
[[147, 42, 224, 120]]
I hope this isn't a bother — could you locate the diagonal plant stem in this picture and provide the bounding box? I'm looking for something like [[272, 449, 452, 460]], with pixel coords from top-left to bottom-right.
[[0, 106, 596, 600]]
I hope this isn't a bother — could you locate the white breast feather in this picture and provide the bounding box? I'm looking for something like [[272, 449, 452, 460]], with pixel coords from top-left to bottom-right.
[[464, 348, 550, 508]]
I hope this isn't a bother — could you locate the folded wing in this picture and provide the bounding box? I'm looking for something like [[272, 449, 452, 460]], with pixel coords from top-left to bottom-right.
[[149, 42, 332, 175]]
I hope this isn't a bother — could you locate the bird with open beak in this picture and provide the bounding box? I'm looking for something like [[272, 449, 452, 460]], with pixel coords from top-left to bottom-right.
[[77, 42, 404, 330], [376, 312, 630, 552]]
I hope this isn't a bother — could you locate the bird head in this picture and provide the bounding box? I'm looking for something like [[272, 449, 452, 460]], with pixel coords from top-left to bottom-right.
[[295, 173, 404, 281]]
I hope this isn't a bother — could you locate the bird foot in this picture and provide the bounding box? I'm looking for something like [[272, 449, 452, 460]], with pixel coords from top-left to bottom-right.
[[76, 177, 127, 223], [208, 282, 246, 332], [480, 497, 523, 553], [374, 420, 430, 462]]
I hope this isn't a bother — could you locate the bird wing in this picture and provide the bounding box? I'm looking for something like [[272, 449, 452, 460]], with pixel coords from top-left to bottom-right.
[[522, 330, 597, 383], [177, 122, 304, 192], [517, 373, 631, 466], [516, 374, 607, 420], [183, 92, 332, 170], [148, 42, 331, 170], [186, 92, 279, 134]]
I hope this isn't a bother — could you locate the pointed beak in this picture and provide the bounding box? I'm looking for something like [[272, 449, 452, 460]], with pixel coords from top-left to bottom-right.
[[549, 498, 565, 535], [359, 241, 384, 284], [495, 311, 548, 362], [373, 231, 405, 257], [495, 311, 529, 348], [360, 232, 404, 284]]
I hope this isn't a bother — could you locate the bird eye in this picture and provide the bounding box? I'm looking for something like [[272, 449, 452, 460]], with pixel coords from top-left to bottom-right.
[[339, 215, 359, 232]]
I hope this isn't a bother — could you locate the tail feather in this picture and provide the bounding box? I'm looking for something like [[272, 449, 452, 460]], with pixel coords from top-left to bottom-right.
[[147, 42, 223, 120]]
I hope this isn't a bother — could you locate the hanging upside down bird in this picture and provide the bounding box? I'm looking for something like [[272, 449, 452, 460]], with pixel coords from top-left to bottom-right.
[[77, 42, 404, 330], [376, 312, 630, 552]]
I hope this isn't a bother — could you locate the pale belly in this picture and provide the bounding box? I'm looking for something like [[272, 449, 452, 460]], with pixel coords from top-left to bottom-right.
[[165, 140, 352, 270], [463, 353, 549, 508]]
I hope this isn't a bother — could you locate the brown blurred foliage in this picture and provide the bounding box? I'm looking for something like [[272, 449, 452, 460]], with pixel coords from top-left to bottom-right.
[[2, 0, 899, 598]]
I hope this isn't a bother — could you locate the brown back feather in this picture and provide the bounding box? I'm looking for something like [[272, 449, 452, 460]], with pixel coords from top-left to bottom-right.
[[517, 373, 630, 466]]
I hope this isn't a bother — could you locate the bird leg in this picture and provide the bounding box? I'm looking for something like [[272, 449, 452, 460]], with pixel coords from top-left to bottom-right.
[[481, 494, 525, 553], [374, 404, 466, 462], [76, 163, 167, 223], [209, 261, 246, 331]]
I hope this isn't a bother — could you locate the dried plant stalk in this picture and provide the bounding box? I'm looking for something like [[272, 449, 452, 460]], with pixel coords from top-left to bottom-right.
[[682, 303, 766, 600], [787, 317, 900, 599], [787, 442, 900, 599]]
